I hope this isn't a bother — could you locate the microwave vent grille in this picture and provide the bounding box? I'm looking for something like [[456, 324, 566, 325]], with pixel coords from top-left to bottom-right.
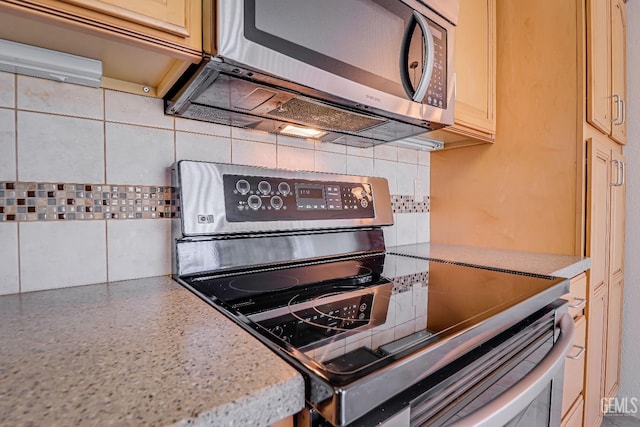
[[267, 98, 386, 133]]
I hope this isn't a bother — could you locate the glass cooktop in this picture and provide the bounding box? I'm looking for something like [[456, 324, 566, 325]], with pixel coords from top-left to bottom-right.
[[181, 255, 566, 383]]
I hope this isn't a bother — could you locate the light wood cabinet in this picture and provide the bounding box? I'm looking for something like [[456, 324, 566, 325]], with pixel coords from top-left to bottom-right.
[[584, 285, 607, 427], [562, 397, 584, 427], [584, 135, 626, 426], [427, 0, 496, 149], [587, 0, 627, 144], [0, 0, 203, 97]]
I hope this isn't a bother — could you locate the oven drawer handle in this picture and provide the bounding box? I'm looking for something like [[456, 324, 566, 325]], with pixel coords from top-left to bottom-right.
[[568, 297, 587, 309], [566, 345, 586, 360], [449, 313, 575, 427]]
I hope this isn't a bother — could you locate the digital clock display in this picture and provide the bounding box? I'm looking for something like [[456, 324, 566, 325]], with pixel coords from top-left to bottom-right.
[[298, 188, 323, 199]]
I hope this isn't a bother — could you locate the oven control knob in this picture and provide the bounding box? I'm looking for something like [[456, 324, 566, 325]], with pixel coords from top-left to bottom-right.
[[270, 196, 284, 210], [247, 195, 262, 210], [278, 182, 291, 196], [235, 179, 250, 195], [360, 199, 368, 208], [258, 180, 272, 195]]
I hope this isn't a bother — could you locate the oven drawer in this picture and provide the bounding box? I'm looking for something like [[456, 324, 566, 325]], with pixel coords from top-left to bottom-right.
[[561, 315, 586, 416]]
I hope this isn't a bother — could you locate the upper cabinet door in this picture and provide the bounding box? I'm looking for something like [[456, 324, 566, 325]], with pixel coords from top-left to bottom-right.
[[610, 0, 627, 144], [586, 0, 612, 135], [453, 0, 496, 135], [586, 0, 627, 145]]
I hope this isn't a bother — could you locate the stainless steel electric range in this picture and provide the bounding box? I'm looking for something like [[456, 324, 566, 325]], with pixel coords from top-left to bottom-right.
[[172, 161, 575, 427]]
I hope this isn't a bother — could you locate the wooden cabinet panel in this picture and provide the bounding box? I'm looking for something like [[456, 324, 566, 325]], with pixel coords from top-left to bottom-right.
[[0, 0, 202, 97], [610, 0, 627, 144], [427, 0, 496, 148], [562, 396, 584, 427], [605, 273, 624, 398], [565, 273, 587, 318], [584, 286, 607, 427], [586, 138, 611, 294], [586, 0, 627, 144], [562, 315, 586, 416], [586, 0, 612, 134]]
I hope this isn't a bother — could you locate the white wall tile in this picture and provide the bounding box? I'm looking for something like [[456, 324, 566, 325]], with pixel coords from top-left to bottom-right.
[[346, 155, 374, 177], [417, 165, 431, 199], [397, 162, 417, 195], [315, 141, 346, 154], [107, 219, 171, 282], [382, 222, 397, 247], [232, 139, 277, 168], [374, 144, 398, 161], [373, 159, 397, 194], [315, 151, 347, 174], [277, 145, 314, 171], [0, 223, 19, 295], [396, 213, 418, 246], [0, 71, 15, 108], [232, 127, 276, 144], [17, 75, 103, 119], [175, 118, 231, 137], [346, 145, 374, 158], [417, 213, 430, 243], [418, 151, 431, 166], [106, 123, 174, 186], [105, 90, 173, 129], [398, 147, 418, 164], [176, 132, 231, 163], [17, 111, 104, 183], [0, 108, 16, 181], [277, 135, 315, 150], [20, 221, 107, 292]]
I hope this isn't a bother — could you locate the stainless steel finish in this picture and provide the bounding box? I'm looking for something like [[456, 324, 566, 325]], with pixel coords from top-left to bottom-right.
[[568, 297, 587, 309], [450, 313, 574, 427], [620, 98, 626, 125], [621, 160, 626, 185], [174, 161, 393, 236], [611, 94, 622, 123], [314, 279, 569, 425], [166, 0, 457, 148], [566, 345, 586, 361], [174, 229, 385, 276], [410, 11, 435, 103]]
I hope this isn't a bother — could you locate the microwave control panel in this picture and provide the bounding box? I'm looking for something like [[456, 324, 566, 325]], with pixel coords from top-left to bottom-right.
[[425, 19, 448, 109], [223, 174, 375, 222]]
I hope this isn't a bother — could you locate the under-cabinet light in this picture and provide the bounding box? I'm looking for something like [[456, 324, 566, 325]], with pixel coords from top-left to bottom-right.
[[279, 124, 327, 139], [0, 39, 102, 87], [392, 135, 444, 151]]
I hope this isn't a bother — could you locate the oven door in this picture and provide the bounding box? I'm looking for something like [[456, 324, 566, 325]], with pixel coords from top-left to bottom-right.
[[215, 0, 455, 123]]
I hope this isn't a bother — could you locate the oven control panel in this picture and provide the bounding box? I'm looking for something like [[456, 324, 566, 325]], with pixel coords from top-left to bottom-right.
[[259, 293, 375, 348], [223, 174, 375, 222]]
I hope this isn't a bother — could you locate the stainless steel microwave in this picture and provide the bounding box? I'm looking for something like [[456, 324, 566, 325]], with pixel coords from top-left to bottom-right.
[[166, 0, 458, 148]]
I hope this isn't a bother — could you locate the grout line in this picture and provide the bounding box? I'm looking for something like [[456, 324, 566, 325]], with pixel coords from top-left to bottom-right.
[[102, 88, 107, 185], [104, 219, 109, 284], [13, 74, 18, 182]]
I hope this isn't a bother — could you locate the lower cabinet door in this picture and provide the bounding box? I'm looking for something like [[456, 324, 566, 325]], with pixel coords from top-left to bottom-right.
[[562, 316, 586, 416]]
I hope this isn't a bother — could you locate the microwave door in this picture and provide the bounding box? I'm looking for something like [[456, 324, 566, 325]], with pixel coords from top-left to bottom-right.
[[401, 11, 435, 102]]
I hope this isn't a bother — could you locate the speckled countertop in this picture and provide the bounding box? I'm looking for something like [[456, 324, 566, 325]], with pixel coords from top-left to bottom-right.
[[388, 242, 590, 278], [0, 276, 304, 427]]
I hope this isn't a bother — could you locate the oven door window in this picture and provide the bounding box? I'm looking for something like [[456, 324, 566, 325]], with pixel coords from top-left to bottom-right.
[[243, 0, 446, 105]]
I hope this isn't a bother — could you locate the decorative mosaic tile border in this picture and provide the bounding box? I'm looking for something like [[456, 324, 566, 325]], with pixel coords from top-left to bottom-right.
[[0, 182, 177, 222], [392, 271, 429, 294], [0, 182, 426, 223], [391, 195, 430, 214]]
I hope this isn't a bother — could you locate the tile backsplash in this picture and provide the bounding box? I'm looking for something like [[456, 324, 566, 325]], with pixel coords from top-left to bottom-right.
[[0, 71, 430, 295]]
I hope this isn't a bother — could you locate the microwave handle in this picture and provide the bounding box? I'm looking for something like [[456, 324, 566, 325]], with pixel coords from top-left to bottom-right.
[[400, 11, 435, 102], [449, 313, 575, 427]]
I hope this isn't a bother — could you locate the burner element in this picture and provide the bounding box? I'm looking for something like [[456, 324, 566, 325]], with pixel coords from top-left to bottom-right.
[[229, 273, 299, 293]]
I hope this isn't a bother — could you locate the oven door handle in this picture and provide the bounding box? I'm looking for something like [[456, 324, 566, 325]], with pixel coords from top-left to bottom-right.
[[449, 313, 575, 427]]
